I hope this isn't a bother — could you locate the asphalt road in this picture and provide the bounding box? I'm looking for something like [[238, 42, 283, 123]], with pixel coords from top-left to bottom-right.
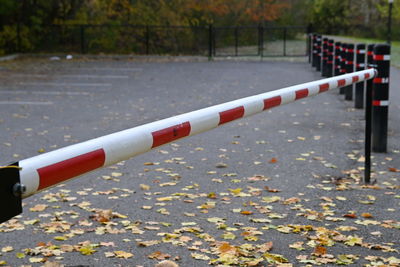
[[0, 56, 399, 267]]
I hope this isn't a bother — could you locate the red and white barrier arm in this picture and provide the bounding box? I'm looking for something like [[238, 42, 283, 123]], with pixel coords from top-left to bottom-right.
[[15, 69, 376, 198]]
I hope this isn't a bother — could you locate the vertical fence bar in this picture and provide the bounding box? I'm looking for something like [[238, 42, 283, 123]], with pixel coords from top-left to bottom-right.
[[80, 25, 86, 54], [372, 44, 391, 153], [345, 44, 355, 100], [316, 35, 322, 71], [321, 37, 328, 76], [355, 44, 366, 109], [365, 44, 375, 184], [283, 27, 287, 56], [259, 24, 264, 57], [16, 22, 21, 52], [208, 25, 213, 60], [334, 41, 341, 76], [340, 43, 348, 94], [235, 26, 239, 56], [146, 25, 150, 55]]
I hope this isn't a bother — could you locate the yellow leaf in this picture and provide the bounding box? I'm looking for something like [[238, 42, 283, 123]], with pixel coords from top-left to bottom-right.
[[191, 253, 210, 260], [79, 245, 96, 255], [29, 257, 44, 263], [30, 204, 47, 212], [114, 251, 134, 259], [1, 246, 13, 252]]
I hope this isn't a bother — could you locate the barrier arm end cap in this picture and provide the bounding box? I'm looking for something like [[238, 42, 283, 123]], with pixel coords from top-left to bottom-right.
[[0, 163, 23, 224]]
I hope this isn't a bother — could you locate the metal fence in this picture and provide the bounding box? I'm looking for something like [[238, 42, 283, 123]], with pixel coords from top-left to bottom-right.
[[4, 24, 308, 57]]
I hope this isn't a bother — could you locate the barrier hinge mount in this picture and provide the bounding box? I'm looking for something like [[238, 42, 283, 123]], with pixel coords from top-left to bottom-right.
[[0, 163, 23, 224]]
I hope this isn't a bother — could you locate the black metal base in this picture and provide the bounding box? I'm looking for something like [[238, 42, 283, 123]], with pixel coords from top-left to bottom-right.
[[0, 163, 22, 224]]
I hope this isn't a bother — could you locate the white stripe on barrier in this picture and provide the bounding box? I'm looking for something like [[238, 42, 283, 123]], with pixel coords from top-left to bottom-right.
[[17, 69, 376, 198]]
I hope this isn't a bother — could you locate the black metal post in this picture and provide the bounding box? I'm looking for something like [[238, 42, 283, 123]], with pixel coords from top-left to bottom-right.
[[145, 25, 150, 55], [258, 24, 263, 57], [235, 26, 239, 56], [316, 35, 322, 71], [340, 43, 347, 95], [345, 44, 355, 100], [208, 25, 213, 60], [312, 34, 317, 67], [355, 44, 366, 109], [80, 25, 86, 54], [334, 41, 342, 76], [16, 21, 21, 53], [283, 27, 287, 56], [321, 37, 328, 76], [365, 44, 375, 184], [372, 44, 391, 153]]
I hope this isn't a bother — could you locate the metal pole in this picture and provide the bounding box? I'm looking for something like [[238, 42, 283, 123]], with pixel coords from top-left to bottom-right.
[[235, 26, 238, 56], [146, 25, 150, 55], [283, 27, 287, 56], [365, 44, 375, 184], [372, 44, 391, 152], [259, 24, 264, 57], [208, 25, 213, 60], [80, 25, 86, 54]]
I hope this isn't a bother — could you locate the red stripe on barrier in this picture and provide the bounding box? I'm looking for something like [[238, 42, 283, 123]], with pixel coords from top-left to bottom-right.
[[263, 96, 282, 110], [319, 83, 329, 93], [219, 106, 245, 125], [352, 76, 359, 83], [152, 122, 191, 148], [374, 55, 384, 61], [364, 73, 370, 79], [37, 149, 106, 190], [337, 79, 346, 87], [346, 49, 354, 53], [327, 61, 333, 64], [346, 61, 354, 65], [295, 89, 309, 100], [367, 51, 373, 56], [340, 69, 346, 73]]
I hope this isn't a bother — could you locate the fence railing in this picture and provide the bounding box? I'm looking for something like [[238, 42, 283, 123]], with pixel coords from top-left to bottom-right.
[[2, 24, 308, 57], [0, 68, 375, 224]]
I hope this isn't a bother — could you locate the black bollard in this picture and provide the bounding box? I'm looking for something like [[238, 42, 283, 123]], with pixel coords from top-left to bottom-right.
[[340, 43, 347, 94], [316, 35, 322, 71], [364, 44, 375, 184], [312, 34, 318, 68], [327, 39, 334, 77], [372, 44, 391, 153], [355, 44, 366, 109], [344, 43, 355, 100], [321, 37, 329, 76], [334, 42, 342, 76]]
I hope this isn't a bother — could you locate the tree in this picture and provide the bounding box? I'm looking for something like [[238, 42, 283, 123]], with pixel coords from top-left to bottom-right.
[[308, 0, 350, 34]]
